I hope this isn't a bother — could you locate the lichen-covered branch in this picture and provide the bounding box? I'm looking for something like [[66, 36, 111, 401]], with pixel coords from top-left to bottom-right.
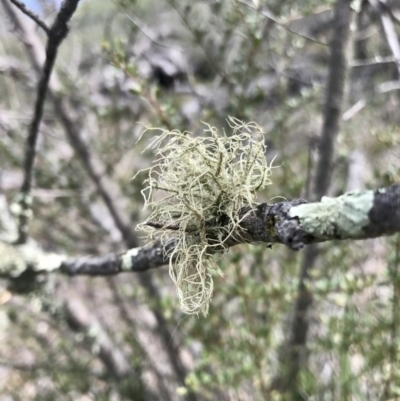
[[1, 184, 399, 280]]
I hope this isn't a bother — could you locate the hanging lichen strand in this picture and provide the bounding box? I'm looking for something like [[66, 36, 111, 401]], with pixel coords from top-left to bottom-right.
[[136, 118, 274, 315]]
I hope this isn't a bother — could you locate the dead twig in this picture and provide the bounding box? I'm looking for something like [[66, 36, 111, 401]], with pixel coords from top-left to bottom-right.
[[9, 0, 50, 34], [9, 0, 81, 244]]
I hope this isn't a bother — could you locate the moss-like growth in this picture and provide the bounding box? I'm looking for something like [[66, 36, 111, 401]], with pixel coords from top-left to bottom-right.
[[137, 118, 273, 315]]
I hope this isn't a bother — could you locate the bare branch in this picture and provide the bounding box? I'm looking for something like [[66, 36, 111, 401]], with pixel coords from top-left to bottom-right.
[[3, 0, 139, 248], [377, 79, 400, 92], [275, 0, 354, 394], [237, 0, 328, 46], [370, 0, 400, 76], [4, 0, 82, 244], [3, 5, 197, 395], [9, 0, 50, 34], [350, 55, 399, 67], [342, 98, 366, 121]]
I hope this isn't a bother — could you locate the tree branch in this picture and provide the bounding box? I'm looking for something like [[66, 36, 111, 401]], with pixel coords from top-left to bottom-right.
[[4, 0, 82, 244], [371, 0, 400, 76], [2, 4, 196, 395], [274, 0, 353, 393], [9, 0, 50, 34], [1, 184, 400, 279], [350, 55, 399, 67], [237, 0, 328, 46]]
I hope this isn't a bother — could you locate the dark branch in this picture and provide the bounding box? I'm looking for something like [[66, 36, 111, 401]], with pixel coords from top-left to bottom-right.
[[61, 240, 174, 275], [9, 0, 50, 34], [274, 0, 353, 392], [3, 6, 195, 393], [16, 0, 81, 244], [146, 221, 182, 231]]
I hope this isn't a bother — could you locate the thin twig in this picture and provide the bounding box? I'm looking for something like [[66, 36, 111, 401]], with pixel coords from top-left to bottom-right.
[[146, 221, 181, 231], [342, 98, 366, 121], [350, 55, 399, 67], [377, 80, 400, 92], [236, 0, 328, 46], [9, 0, 50, 34], [123, 13, 184, 52], [166, 0, 227, 77], [15, 0, 81, 244], [3, 4, 196, 396], [371, 0, 400, 76]]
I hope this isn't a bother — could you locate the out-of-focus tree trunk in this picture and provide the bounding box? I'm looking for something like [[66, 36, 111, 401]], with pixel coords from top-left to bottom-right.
[[274, 0, 353, 397]]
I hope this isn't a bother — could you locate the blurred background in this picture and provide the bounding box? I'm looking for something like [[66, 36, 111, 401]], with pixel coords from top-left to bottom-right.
[[1, 0, 400, 400]]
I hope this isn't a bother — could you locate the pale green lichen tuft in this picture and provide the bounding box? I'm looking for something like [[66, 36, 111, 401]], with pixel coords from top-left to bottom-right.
[[136, 117, 273, 315]]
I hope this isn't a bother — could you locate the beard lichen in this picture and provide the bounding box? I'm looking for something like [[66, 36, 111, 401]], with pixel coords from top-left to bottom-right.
[[136, 117, 273, 315]]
